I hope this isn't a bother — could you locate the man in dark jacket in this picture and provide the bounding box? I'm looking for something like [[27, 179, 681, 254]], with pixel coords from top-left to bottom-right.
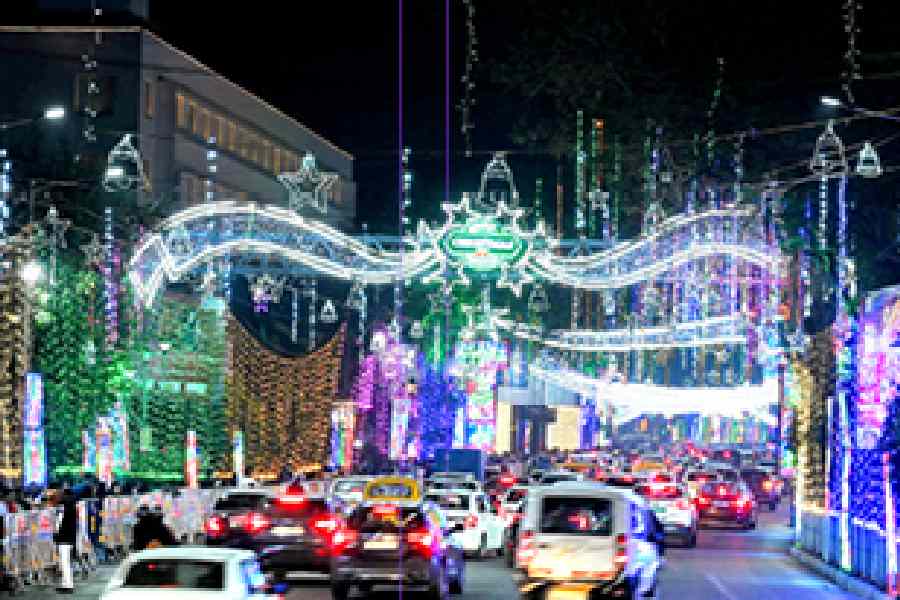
[[54, 488, 77, 593], [132, 505, 177, 551]]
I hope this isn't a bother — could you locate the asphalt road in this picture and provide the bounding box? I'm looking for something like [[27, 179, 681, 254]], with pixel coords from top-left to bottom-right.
[[23, 503, 857, 599]]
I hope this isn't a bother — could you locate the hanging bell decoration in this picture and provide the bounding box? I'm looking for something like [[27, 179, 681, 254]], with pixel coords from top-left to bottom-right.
[[102, 133, 147, 192], [409, 320, 424, 339], [319, 298, 338, 324], [809, 120, 847, 177], [345, 281, 365, 311], [855, 141, 882, 178]]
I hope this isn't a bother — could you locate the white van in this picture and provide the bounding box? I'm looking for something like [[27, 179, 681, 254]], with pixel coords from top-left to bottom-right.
[[515, 482, 663, 599]]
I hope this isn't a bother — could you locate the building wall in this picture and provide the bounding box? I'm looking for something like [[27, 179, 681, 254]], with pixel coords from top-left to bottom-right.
[[140, 31, 356, 228]]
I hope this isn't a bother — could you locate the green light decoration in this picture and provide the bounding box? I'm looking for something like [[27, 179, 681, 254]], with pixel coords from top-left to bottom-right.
[[441, 218, 527, 272]]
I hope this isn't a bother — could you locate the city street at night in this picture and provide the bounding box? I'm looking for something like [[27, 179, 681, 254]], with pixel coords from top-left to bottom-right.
[[1, 1, 899, 599]]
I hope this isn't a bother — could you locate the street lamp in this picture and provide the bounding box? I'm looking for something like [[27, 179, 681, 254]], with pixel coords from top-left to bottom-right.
[[42, 106, 65, 121], [820, 96, 843, 108], [0, 105, 67, 130], [820, 95, 900, 123], [21, 260, 43, 286]]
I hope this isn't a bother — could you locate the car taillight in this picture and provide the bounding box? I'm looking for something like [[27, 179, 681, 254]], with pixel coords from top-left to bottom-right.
[[517, 530, 536, 566], [762, 480, 773, 491], [500, 475, 516, 487], [244, 512, 270, 535], [718, 485, 728, 497], [464, 514, 479, 529], [309, 514, 340, 541], [373, 504, 399, 519], [674, 499, 690, 510], [330, 527, 358, 554], [614, 534, 628, 567], [406, 529, 433, 557], [205, 516, 225, 537], [732, 497, 752, 510], [697, 496, 710, 506], [277, 492, 307, 506]]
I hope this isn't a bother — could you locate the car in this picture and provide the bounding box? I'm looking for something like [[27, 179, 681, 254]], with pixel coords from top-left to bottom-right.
[[330, 501, 465, 599], [683, 470, 716, 498], [515, 482, 663, 600], [204, 489, 276, 546], [740, 467, 782, 510], [695, 481, 758, 529], [501, 487, 532, 567], [636, 481, 698, 547], [100, 547, 279, 599], [425, 489, 506, 558], [537, 471, 583, 485], [329, 476, 375, 514]]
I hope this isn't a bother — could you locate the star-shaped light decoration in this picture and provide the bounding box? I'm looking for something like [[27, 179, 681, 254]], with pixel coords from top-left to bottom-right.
[[278, 152, 340, 214], [81, 233, 104, 267]]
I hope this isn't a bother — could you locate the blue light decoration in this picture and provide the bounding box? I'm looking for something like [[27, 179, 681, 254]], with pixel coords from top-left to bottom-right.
[[417, 359, 464, 460], [23, 373, 46, 488], [580, 394, 597, 449]]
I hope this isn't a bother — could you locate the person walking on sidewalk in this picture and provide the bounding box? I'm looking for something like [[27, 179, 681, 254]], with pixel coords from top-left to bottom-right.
[[54, 488, 77, 594]]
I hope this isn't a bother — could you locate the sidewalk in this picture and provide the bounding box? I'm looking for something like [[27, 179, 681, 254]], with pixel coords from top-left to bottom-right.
[[789, 546, 890, 600], [8, 565, 117, 600]]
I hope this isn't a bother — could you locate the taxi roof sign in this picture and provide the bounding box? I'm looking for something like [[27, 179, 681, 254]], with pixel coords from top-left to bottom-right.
[[363, 476, 421, 504]]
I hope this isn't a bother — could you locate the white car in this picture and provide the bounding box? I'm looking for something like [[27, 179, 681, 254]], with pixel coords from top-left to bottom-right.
[[101, 547, 279, 599], [328, 476, 374, 513], [516, 482, 663, 599], [426, 489, 506, 557], [502, 486, 531, 522], [635, 481, 698, 547]]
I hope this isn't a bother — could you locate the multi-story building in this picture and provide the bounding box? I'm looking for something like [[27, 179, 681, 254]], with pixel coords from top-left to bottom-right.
[[0, 24, 356, 229]]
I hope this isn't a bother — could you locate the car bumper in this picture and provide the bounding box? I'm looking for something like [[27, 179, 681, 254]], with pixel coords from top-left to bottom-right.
[[332, 557, 437, 588], [660, 523, 695, 538], [698, 510, 752, 524], [256, 543, 331, 576], [517, 573, 630, 599]]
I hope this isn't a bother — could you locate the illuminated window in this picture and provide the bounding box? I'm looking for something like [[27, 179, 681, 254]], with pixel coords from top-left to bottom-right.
[[227, 122, 237, 152], [190, 101, 201, 135], [144, 80, 155, 118], [273, 147, 281, 173], [261, 141, 271, 171], [201, 109, 211, 141], [176, 93, 187, 128], [216, 117, 226, 147]]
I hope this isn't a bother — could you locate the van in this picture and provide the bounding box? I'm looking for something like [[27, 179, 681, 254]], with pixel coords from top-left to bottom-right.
[[515, 483, 663, 599]]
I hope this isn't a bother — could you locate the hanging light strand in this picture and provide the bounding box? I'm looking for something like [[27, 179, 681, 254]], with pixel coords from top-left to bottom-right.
[[458, 0, 478, 157]]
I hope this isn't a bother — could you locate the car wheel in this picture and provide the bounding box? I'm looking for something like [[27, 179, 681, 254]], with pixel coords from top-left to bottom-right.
[[449, 573, 464, 595], [769, 501, 777, 511], [749, 519, 757, 530], [426, 573, 450, 600], [687, 532, 697, 548], [331, 583, 351, 600]]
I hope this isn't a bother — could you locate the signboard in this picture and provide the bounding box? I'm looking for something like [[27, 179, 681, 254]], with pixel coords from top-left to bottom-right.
[[96, 418, 113, 486], [24, 373, 43, 430], [23, 430, 46, 487], [856, 290, 900, 448], [82, 429, 95, 472], [232, 430, 244, 480], [441, 219, 526, 271], [186, 430, 198, 489]]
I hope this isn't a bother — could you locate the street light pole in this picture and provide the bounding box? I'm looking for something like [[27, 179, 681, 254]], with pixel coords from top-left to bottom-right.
[[820, 96, 900, 123]]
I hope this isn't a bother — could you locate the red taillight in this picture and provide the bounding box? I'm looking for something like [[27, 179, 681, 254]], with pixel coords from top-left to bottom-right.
[[205, 516, 225, 537], [517, 530, 536, 566], [718, 485, 728, 497], [406, 529, 433, 557], [244, 512, 270, 534], [674, 499, 690, 510], [762, 480, 773, 491], [697, 496, 710, 506], [464, 514, 479, 529], [330, 528, 358, 554], [500, 475, 516, 487], [732, 497, 752, 511], [311, 516, 339, 534], [614, 534, 628, 567]]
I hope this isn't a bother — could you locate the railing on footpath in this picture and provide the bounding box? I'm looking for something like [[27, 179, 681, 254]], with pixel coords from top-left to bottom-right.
[[1, 488, 227, 591], [797, 508, 895, 592]]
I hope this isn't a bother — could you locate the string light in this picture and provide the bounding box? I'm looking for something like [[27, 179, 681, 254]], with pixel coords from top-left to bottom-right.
[[458, 0, 478, 157]]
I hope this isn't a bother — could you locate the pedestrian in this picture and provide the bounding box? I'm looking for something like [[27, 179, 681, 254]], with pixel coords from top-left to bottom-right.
[[54, 488, 77, 594]]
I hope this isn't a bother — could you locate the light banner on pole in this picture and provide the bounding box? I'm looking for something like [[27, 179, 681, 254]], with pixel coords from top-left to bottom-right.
[[232, 430, 244, 482], [185, 430, 198, 489], [23, 373, 46, 488]]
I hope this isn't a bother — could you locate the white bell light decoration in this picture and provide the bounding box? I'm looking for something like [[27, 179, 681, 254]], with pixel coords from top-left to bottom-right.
[[409, 320, 424, 339], [102, 133, 147, 192], [320, 298, 338, 324], [855, 141, 882, 179]]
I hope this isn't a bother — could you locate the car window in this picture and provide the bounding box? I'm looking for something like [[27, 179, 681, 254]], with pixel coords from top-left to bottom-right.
[[540, 496, 612, 536], [506, 489, 527, 502], [214, 493, 269, 511], [348, 506, 426, 531], [123, 559, 224, 589], [333, 481, 367, 494], [425, 494, 470, 511]]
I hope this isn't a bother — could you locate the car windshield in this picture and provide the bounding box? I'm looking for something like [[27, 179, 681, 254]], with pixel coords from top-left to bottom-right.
[[701, 482, 742, 499], [333, 481, 367, 494], [506, 489, 528, 503], [214, 493, 270, 511], [348, 506, 426, 531], [123, 559, 224, 589], [426, 494, 470, 510], [540, 496, 613, 536], [687, 471, 714, 482], [430, 480, 478, 491], [541, 474, 576, 484]]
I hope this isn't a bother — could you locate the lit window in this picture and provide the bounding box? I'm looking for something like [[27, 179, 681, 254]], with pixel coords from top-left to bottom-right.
[[261, 141, 271, 170], [273, 147, 281, 173], [190, 101, 201, 135], [227, 122, 237, 152], [176, 93, 187, 129], [202, 109, 211, 141], [144, 80, 155, 118]]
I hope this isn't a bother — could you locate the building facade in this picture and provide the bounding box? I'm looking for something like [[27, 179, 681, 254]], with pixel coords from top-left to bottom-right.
[[0, 26, 356, 229]]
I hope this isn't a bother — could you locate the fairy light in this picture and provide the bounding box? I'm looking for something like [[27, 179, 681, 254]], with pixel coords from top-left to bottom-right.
[[458, 0, 478, 157]]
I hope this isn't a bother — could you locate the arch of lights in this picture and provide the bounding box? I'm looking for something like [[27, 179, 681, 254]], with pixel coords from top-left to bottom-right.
[[127, 154, 784, 446]]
